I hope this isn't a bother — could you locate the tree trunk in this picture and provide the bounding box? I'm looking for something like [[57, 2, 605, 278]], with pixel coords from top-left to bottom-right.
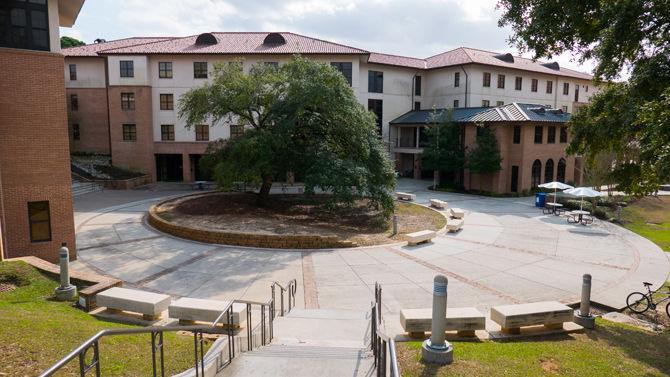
[[257, 175, 273, 206]]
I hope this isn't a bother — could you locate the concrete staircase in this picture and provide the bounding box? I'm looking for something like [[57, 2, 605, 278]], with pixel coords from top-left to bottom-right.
[[71, 180, 103, 197], [217, 309, 375, 377]]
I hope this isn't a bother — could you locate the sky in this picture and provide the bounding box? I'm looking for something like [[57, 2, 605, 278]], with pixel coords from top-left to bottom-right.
[[60, 0, 595, 74]]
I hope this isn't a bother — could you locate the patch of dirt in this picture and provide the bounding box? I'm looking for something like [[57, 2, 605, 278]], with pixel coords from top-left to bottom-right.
[[156, 193, 446, 246], [539, 357, 560, 374], [0, 283, 16, 293]]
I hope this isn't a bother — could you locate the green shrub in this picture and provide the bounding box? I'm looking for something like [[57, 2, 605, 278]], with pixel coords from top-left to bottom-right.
[[0, 261, 38, 287]]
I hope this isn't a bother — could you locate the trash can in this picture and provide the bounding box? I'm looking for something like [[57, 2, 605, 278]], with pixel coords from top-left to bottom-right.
[[535, 192, 547, 208]]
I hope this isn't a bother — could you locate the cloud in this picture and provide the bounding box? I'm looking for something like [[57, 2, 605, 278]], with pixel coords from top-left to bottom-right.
[[62, 0, 593, 73]]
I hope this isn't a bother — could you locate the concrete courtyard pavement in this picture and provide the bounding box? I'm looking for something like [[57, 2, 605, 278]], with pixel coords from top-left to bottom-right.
[[72, 179, 670, 333]]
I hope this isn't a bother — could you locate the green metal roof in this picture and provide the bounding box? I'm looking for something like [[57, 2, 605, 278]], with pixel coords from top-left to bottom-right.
[[389, 103, 571, 125]]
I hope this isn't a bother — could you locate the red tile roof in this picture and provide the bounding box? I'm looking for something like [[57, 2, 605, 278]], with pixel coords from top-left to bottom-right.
[[63, 32, 592, 80], [97, 32, 368, 55], [62, 37, 174, 57]]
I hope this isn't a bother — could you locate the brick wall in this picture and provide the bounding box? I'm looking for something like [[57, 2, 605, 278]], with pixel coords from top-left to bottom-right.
[[66, 88, 110, 154], [108, 86, 156, 180], [0, 48, 76, 263]]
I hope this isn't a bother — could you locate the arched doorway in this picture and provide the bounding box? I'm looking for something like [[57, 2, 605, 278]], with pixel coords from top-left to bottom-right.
[[531, 159, 542, 188], [545, 159, 554, 183], [557, 158, 567, 182]]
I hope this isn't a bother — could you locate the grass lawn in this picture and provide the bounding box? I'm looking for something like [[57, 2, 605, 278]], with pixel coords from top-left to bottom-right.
[[621, 196, 670, 252], [0, 261, 204, 376], [397, 319, 670, 377]]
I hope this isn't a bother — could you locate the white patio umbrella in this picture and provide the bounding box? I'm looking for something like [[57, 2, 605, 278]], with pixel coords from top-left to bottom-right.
[[538, 181, 574, 205], [564, 186, 605, 210]]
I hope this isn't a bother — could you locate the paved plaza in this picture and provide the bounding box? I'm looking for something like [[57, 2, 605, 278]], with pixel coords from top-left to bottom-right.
[[73, 180, 669, 324]]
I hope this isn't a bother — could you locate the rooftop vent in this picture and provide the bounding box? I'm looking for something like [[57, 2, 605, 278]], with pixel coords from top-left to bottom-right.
[[541, 61, 560, 70], [263, 33, 286, 46], [493, 53, 515, 63], [547, 108, 564, 115], [195, 33, 217, 45], [530, 107, 546, 114]]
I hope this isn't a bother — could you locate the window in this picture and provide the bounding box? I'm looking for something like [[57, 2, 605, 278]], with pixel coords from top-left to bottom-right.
[[483, 72, 491, 87], [0, 0, 50, 51], [534, 126, 543, 143], [557, 158, 567, 182], [230, 124, 244, 139], [560, 126, 568, 143], [368, 99, 383, 134], [547, 126, 556, 143], [531, 160, 542, 188], [531, 78, 538, 92], [331, 62, 352, 86], [69, 64, 77, 81], [496, 101, 504, 106], [482, 99, 490, 107], [497, 74, 505, 89], [158, 62, 173, 78], [454, 72, 460, 87], [368, 70, 383, 93], [194, 62, 208, 79], [161, 124, 174, 141], [70, 94, 78, 111], [544, 159, 554, 183], [453, 99, 460, 108], [414, 101, 420, 110], [122, 124, 136, 141], [72, 123, 80, 140], [28, 201, 51, 242], [120, 60, 134, 77], [195, 124, 209, 141], [414, 76, 422, 96], [546, 80, 553, 94], [513, 125, 521, 144], [515, 76, 522, 90], [159, 94, 173, 110], [563, 82, 569, 95], [121, 92, 135, 110], [585, 85, 589, 93], [561, 105, 568, 113]]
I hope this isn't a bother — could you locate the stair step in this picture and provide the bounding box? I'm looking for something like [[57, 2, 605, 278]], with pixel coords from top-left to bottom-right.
[[244, 345, 371, 360]]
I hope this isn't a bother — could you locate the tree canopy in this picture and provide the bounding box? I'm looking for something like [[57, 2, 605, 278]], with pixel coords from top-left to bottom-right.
[[467, 125, 502, 174], [498, 0, 670, 194], [178, 56, 396, 214], [60, 36, 85, 48], [420, 111, 465, 184]]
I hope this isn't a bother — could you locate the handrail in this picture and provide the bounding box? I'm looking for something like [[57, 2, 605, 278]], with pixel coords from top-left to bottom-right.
[[371, 282, 400, 377], [41, 278, 298, 377]]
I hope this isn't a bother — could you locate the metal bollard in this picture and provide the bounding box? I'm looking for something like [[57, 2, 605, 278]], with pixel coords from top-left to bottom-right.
[[421, 275, 453, 364], [573, 273, 595, 329], [54, 243, 77, 301]]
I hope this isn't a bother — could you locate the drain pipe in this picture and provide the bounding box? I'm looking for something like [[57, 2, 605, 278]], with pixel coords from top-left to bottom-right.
[[460, 65, 469, 107]]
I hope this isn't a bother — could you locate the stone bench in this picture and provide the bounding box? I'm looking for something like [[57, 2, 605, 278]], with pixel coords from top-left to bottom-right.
[[169, 297, 248, 327], [490, 301, 574, 334], [449, 208, 465, 219], [429, 199, 448, 209], [400, 307, 485, 337], [96, 287, 171, 320], [406, 230, 436, 245], [446, 218, 464, 232], [396, 192, 416, 201]]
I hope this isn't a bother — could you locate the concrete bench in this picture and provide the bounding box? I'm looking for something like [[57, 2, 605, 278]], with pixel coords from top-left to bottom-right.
[[490, 301, 574, 334], [450, 208, 465, 219], [400, 307, 485, 337], [406, 230, 436, 245], [446, 218, 464, 232], [396, 192, 416, 201], [169, 298, 247, 327], [96, 287, 171, 320], [429, 199, 448, 209]]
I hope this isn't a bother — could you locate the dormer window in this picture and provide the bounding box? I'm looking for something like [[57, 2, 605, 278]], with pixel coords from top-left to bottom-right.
[[195, 32, 217, 45], [263, 33, 286, 45]]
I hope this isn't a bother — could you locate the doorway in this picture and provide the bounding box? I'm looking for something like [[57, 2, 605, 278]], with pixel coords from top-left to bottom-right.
[[511, 165, 519, 192], [155, 154, 183, 181]]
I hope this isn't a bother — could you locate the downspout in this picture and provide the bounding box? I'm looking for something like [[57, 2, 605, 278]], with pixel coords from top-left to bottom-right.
[[0, 166, 6, 260], [554, 75, 559, 109], [460, 65, 469, 107], [104, 57, 112, 164]]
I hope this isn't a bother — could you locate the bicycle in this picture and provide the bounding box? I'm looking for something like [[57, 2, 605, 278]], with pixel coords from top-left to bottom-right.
[[626, 282, 670, 317]]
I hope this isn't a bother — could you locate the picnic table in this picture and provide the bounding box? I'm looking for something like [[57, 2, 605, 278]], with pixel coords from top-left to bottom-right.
[[568, 210, 593, 225], [544, 202, 564, 215]]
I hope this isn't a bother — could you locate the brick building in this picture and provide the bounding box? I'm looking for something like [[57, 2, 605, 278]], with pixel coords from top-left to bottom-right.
[[62, 33, 596, 189], [0, 0, 84, 263]]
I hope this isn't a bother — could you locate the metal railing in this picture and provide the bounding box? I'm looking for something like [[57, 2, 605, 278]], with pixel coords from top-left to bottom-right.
[[371, 282, 400, 377], [40, 279, 297, 377]]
